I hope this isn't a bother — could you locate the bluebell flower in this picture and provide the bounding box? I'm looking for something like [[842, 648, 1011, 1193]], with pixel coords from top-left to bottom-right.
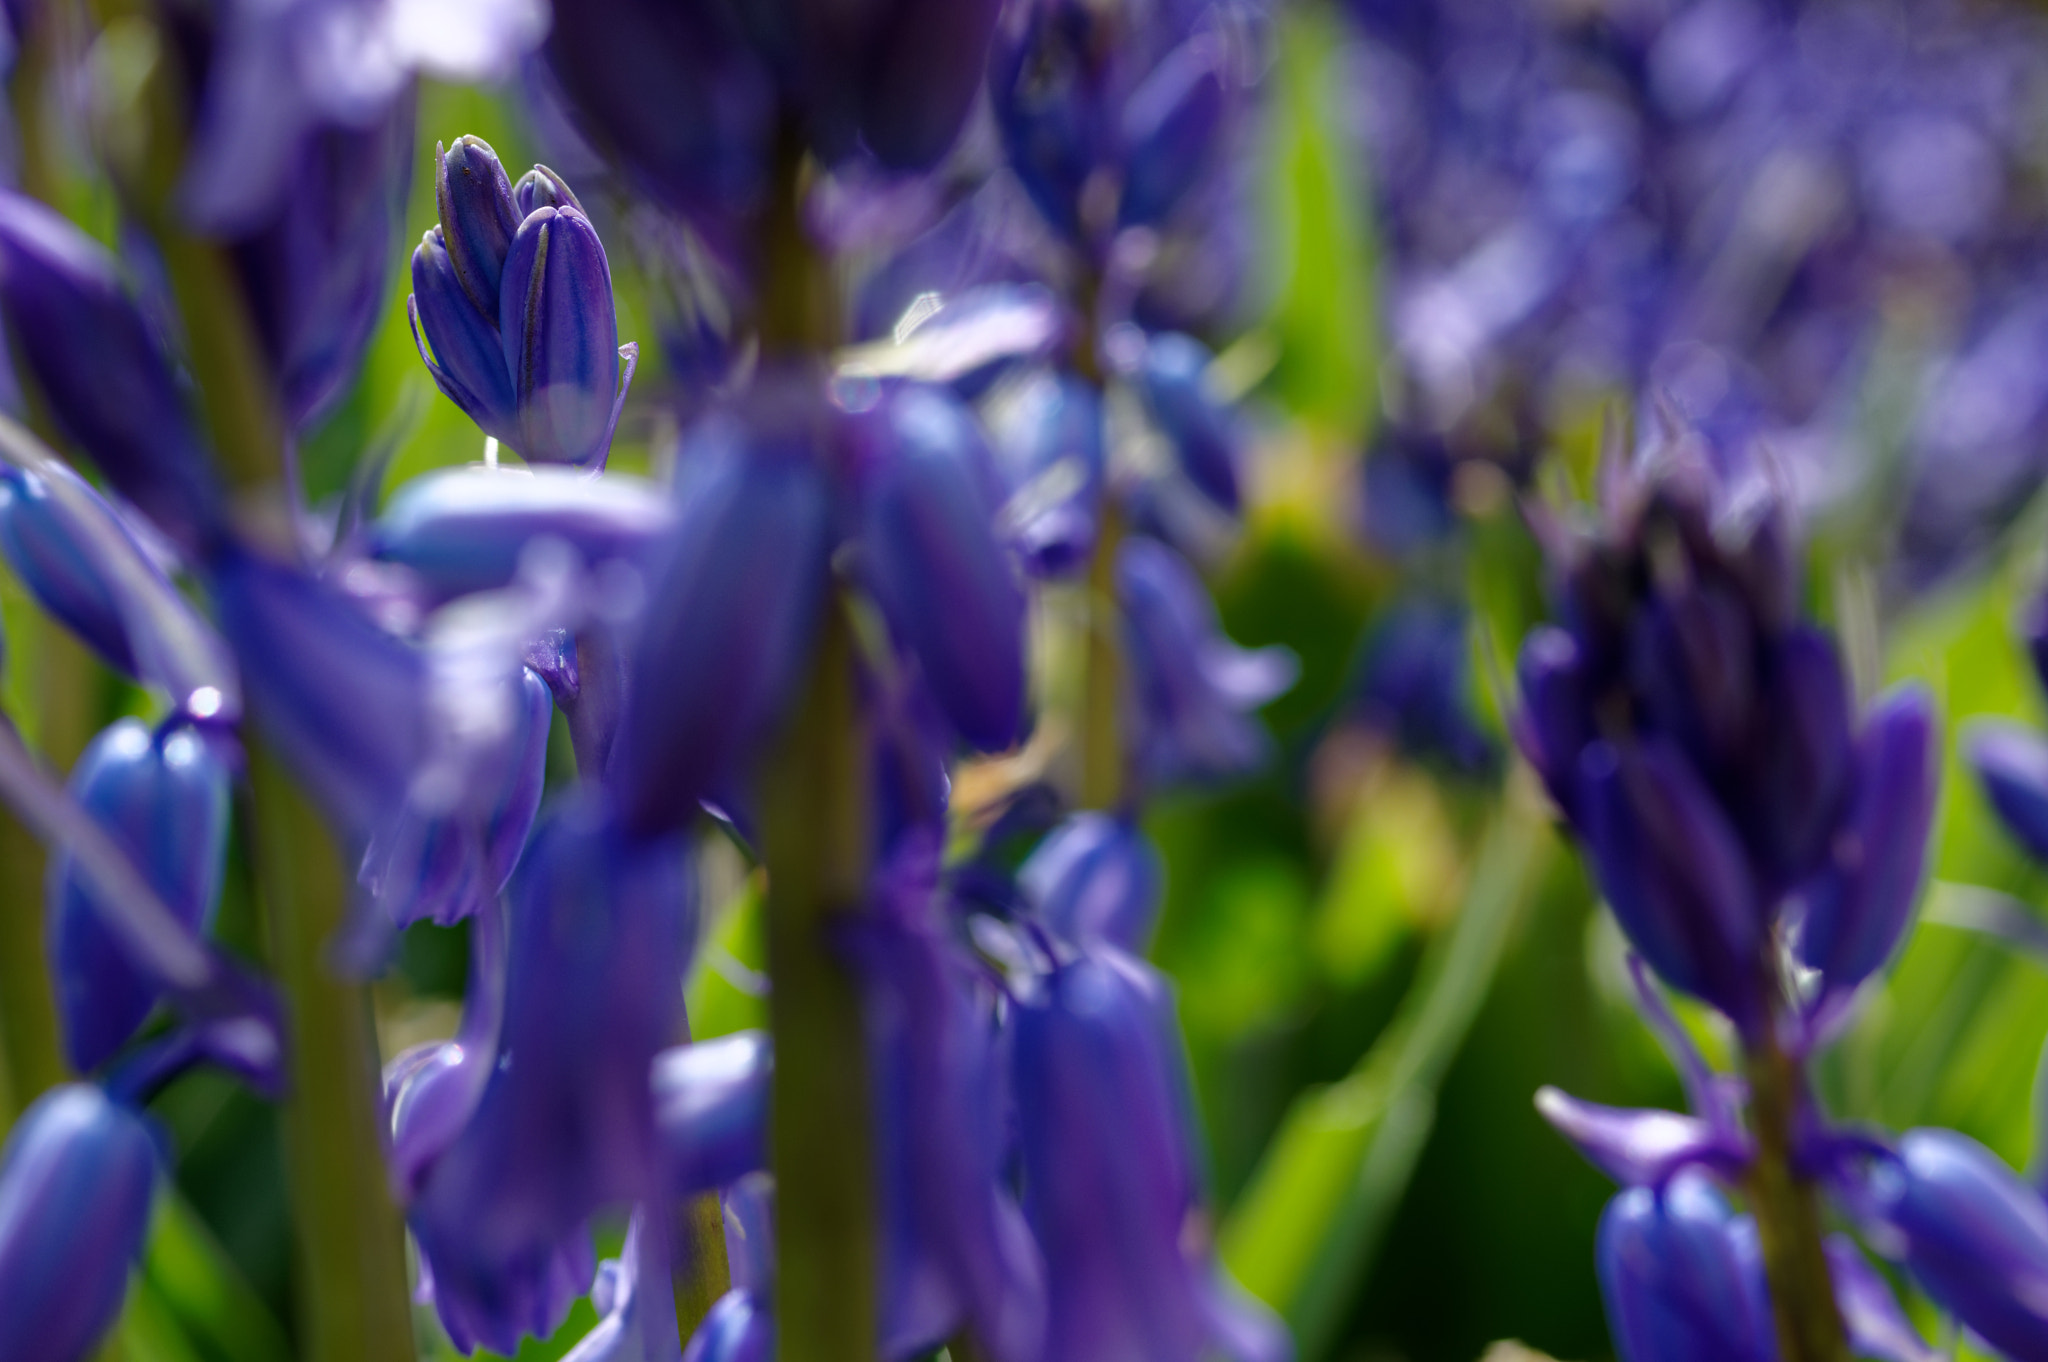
[[1012, 947, 1289, 1362], [410, 137, 636, 468], [1597, 1175, 1776, 1362], [1123, 331, 1241, 514], [0, 454, 171, 676], [1019, 811, 1164, 953], [984, 366, 1106, 578], [0, 193, 220, 551], [1346, 599, 1497, 776], [1534, 1088, 1749, 1190], [1974, 718, 2048, 865], [49, 718, 230, 1072], [1118, 536, 1296, 791], [654, 1031, 772, 1198], [0, 1084, 160, 1362]]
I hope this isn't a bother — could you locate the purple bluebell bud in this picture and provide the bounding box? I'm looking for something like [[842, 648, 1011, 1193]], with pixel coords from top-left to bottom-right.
[[233, 108, 414, 430], [516, 165, 586, 219], [1595, 1175, 1777, 1362], [411, 139, 634, 468], [0, 1084, 159, 1362], [1020, 811, 1164, 953], [362, 666, 551, 929], [0, 193, 218, 551], [208, 541, 427, 839], [0, 457, 151, 674], [986, 366, 1106, 578], [858, 382, 1029, 753], [1514, 625, 1591, 816], [1862, 1129, 2048, 1359], [655, 1031, 771, 1198], [853, 0, 1004, 172], [1118, 537, 1297, 789], [409, 797, 694, 1343], [1128, 331, 1242, 513], [849, 846, 1047, 1362], [371, 464, 674, 604], [1733, 628, 1853, 890], [1013, 948, 1289, 1362], [1119, 35, 1228, 230], [1798, 687, 1938, 999], [1579, 739, 1763, 1028], [50, 719, 230, 1073], [612, 384, 834, 837], [1534, 1088, 1749, 1188], [1970, 719, 2048, 866]]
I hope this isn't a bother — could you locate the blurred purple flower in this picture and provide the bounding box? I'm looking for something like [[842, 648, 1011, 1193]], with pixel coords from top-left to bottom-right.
[[1970, 719, 2048, 866], [984, 366, 1106, 578], [1019, 811, 1164, 953], [654, 1031, 772, 1199], [1596, 1175, 1776, 1362]]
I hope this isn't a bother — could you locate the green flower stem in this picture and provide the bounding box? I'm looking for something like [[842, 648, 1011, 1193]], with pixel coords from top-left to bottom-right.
[[1742, 1024, 1852, 1362], [761, 600, 876, 1362], [0, 800, 68, 1122], [667, 1191, 734, 1345], [1079, 502, 1126, 812]]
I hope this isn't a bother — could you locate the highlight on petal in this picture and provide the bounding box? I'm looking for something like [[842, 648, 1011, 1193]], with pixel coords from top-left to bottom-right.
[[1534, 1088, 1747, 1188]]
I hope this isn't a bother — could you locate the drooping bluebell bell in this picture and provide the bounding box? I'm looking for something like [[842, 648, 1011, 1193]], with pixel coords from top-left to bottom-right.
[[1118, 535, 1297, 791], [654, 1030, 773, 1199], [406, 795, 695, 1353], [0, 192, 220, 551], [49, 718, 230, 1073], [0, 1083, 159, 1362], [1973, 721, 2048, 865], [1597, 1175, 1777, 1362], [854, 380, 1030, 753], [410, 137, 637, 468], [369, 463, 675, 605], [1012, 946, 1288, 1362], [561, 1213, 689, 1362], [1019, 810, 1164, 953]]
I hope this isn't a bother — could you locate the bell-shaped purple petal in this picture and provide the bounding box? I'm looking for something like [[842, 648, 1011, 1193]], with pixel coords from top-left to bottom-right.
[[1131, 332, 1241, 513], [1119, 537, 1297, 789], [208, 541, 428, 839], [0, 192, 218, 551], [411, 226, 520, 444], [409, 796, 694, 1346], [50, 719, 230, 1073], [499, 207, 624, 467], [1534, 1088, 1749, 1188], [860, 382, 1029, 753], [1970, 718, 2048, 866], [0, 1085, 159, 1362], [682, 1290, 774, 1362], [1020, 812, 1165, 953], [1866, 1128, 2048, 1359], [612, 390, 834, 837], [1578, 739, 1763, 1028], [1596, 1175, 1777, 1362], [1798, 686, 1938, 997], [1826, 1237, 1937, 1362], [655, 1031, 772, 1199], [439, 135, 522, 316], [986, 366, 1105, 578], [848, 853, 1047, 1362], [1119, 34, 1227, 229], [371, 464, 674, 605], [1014, 947, 1289, 1362], [857, 0, 1002, 171]]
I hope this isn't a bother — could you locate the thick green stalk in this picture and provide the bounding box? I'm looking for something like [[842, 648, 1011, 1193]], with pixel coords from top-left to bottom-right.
[[1742, 1025, 1852, 1362], [668, 1192, 734, 1343], [247, 745, 413, 1362], [1079, 504, 1125, 812], [761, 603, 876, 1362]]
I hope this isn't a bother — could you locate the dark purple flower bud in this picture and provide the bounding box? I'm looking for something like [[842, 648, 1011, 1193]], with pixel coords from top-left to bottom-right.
[[682, 1291, 774, 1362], [986, 366, 1105, 578], [855, 0, 1004, 172], [1969, 719, 2048, 865], [859, 382, 1029, 753], [409, 797, 694, 1338], [1020, 812, 1164, 952], [612, 389, 834, 837], [411, 225, 521, 445], [988, 0, 1116, 243], [1595, 1175, 1776, 1362], [499, 206, 627, 468], [0, 1084, 159, 1362], [516, 165, 586, 218], [439, 136, 523, 316], [208, 541, 428, 839], [1351, 599, 1497, 775], [1128, 331, 1241, 513], [1119, 35, 1227, 229], [362, 666, 552, 929], [0, 193, 218, 551], [1534, 1088, 1748, 1188], [1736, 629, 1853, 889], [1013, 948, 1289, 1362], [1864, 1128, 2048, 1359], [371, 464, 674, 605], [1119, 537, 1296, 789], [1798, 686, 1938, 998], [50, 719, 230, 1073], [849, 850, 1047, 1362], [655, 1031, 771, 1198], [1578, 739, 1762, 1028], [1514, 625, 1591, 815], [0, 458, 150, 673], [234, 108, 414, 430]]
